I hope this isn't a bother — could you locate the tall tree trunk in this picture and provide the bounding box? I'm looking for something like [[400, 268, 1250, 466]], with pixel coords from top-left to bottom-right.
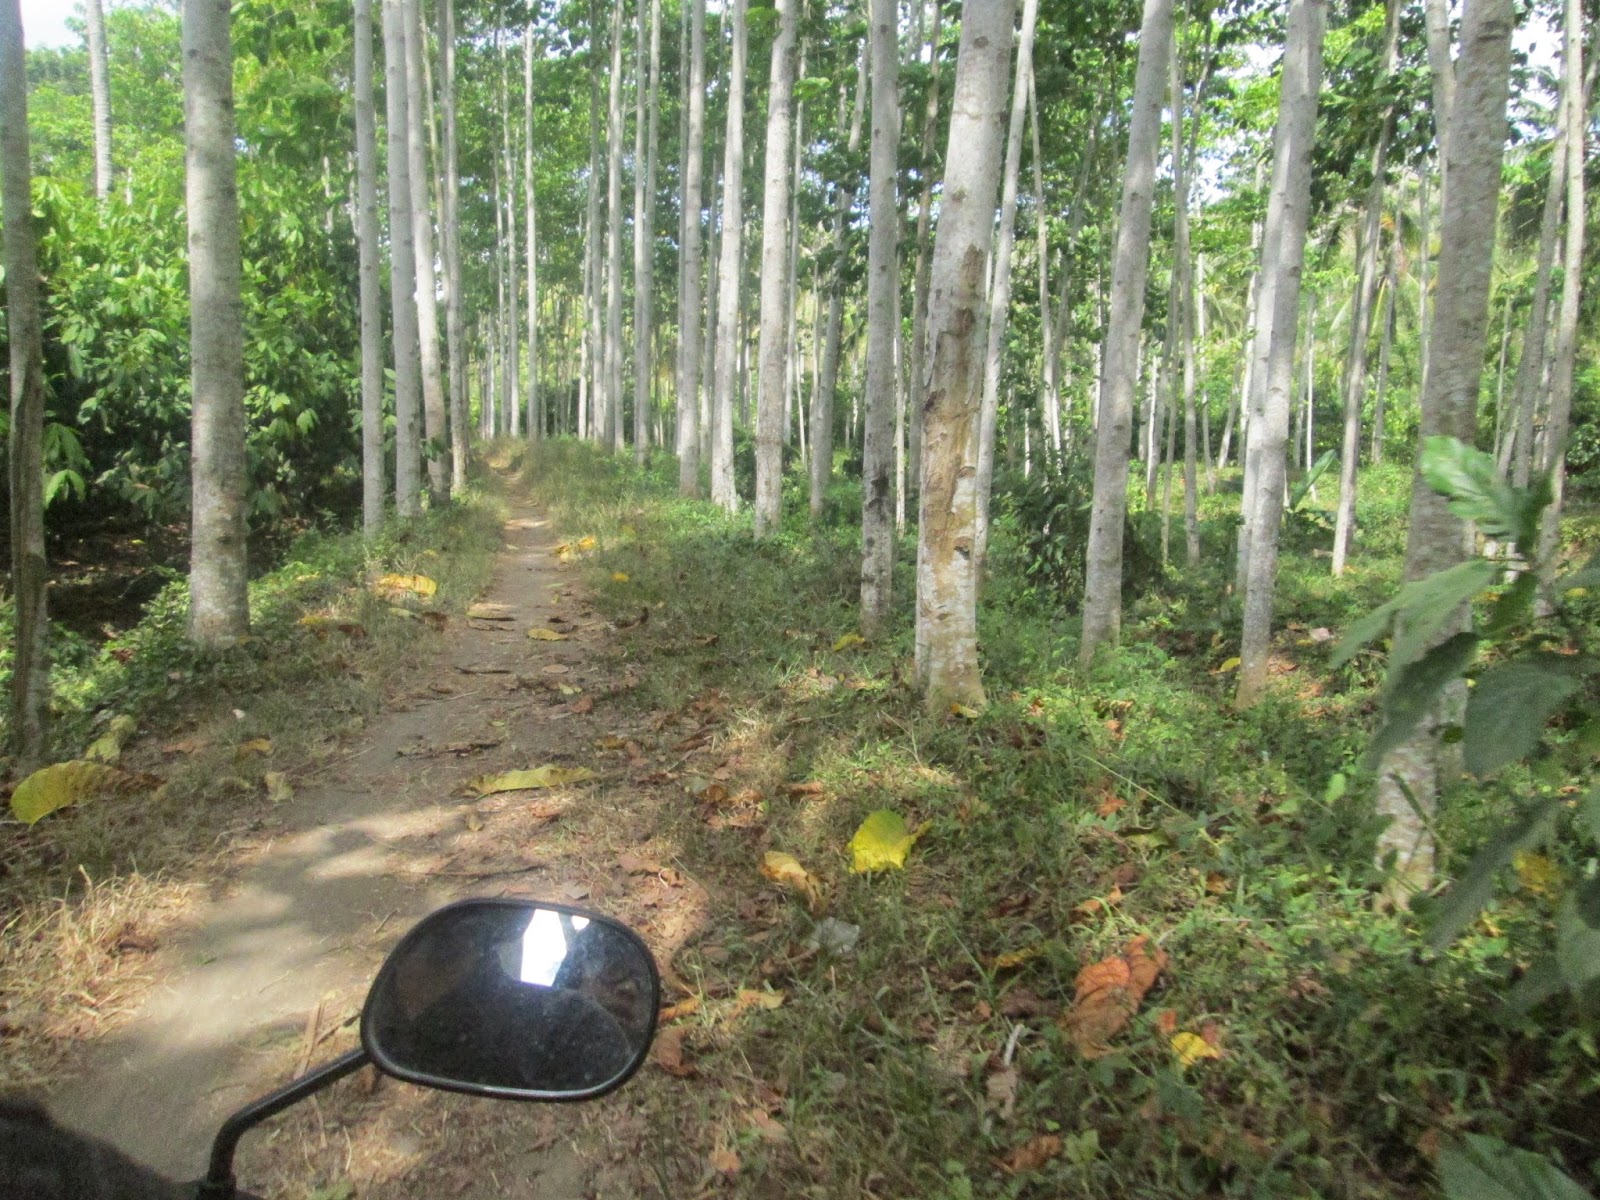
[[498, 31, 520, 440], [1330, 0, 1399, 575], [974, 0, 1040, 568], [603, 0, 626, 452], [580, 3, 603, 441], [905, 2, 943, 503], [1235, 0, 1326, 707], [2, 0, 49, 763], [1374, 0, 1514, 901], [183, 0, 251, 647], [710, 0, 747, 510], [811, 41, 868, 518], [1535, 0, 1584, 590], [914, 0, 1016, 711], [677, 0, 707, 493], [355, 0, 384, 532], [86, 0, 113, 202], [526, 24, 541, 441], [383, 0, 423, 515], [753, 0, 799, 536], [442, 0, 468, 488], [1078, 0, 1174, 662], [1172, 23, 1201, 567], [859, 0, 899, 633], [1371, 232, 1396, 463], [632, 0, 661, 464], [405, 0, 448, 498], [1237, 158, 1285, 589]]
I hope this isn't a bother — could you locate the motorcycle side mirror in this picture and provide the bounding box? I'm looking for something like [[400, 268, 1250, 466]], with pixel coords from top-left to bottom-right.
[[361, 898, 660, 1100]]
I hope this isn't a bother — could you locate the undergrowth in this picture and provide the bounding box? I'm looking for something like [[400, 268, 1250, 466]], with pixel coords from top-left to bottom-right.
[[522, 440, 1598, 1200]]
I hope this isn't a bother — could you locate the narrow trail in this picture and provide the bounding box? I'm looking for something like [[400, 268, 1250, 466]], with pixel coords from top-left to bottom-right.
[[49, 487, 666, 1193]]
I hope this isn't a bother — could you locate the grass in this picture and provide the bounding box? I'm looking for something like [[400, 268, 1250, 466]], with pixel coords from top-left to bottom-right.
[[519, 439, 1598, 1199], [0, 466, 508, 1088]]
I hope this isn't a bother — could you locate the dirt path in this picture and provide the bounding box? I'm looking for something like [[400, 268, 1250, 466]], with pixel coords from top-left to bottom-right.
[[49, 493, 676, 1194]]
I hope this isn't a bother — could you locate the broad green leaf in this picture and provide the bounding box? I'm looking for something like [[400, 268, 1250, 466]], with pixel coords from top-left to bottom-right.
[[1332, 560, 1497, 668], [1419, 437, 1526, 543], [85, 714, 138, 764], [1483, 572, 1536, 638], [849, 809, 926, 872], [1462, 657, 1581, 775], [1580, 786, 1600, 845], [1288, 448, 1336, 511], [1368, 632, 1480, 764], [1556, 883, 1600, 989], [466, 765, 596, 796], [1437, 1133, 1594, 1200], [1425, 798, 1561, 950], [10, 761, 124, 825], [1557, 552, 1600, 592]]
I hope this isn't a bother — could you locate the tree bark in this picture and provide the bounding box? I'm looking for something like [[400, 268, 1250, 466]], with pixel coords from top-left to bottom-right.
[[603, 0, 626, 452], [1078, 0, 1174, 662], [859, 0, 899, 632], [382, 0, 423, 515], [1331, 0, 1399, 575], [183, 0, 251, 647], [2, 0, 49, 764], [1374, 0, 1514, 901], [442, 0, 468, 488], [710, 0, 747, 510], [753, 0, 800, 536], [676, 0, 706, 493], [526, 23, 541, 441], [498, 30, 520, 440], [1371, 231, 1395, 463], [914, 0, 1016, 710], [1235, 0, 1326, 707], [86, 0, 113, 202], [355, 0, 385, 533], [580, 2, 603, 441], [405, 0, 448, 498], [904, 1, 944, 504], [632, 0, 661, 464]]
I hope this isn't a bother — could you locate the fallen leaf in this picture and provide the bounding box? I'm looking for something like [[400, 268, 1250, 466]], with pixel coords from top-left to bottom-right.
[[388, 606, 419, 620], [467, 603, 515, 621], [1171, 1030, 1224, 1067], [658, 997, 701, 1022], [1061, 935, 1168, 1057], [997, 1134, 1063, 1175], [848, 809, 927, 873], [746, 1108, 788, 1142], [9, 761, 125, 825], [611, 572, 631, 583], [950, 702, 983, 719], [760, 851, 824, 913], [466, 766, 597, 796], [372, 573, 438, 601], [987, 945, 1049, 971], [1215, 656, 1241, 673], [527, 627, 569, 641], [729, 988, 785, 1018], [832, 632, 865, 652], [263, 771, 294, 804], [1154, 1008, 1179, 1035], [160, 737, 206, 755], [652, 1025, 696, 1077], [85, 715, 138, 764], [1095, 792, 1127, 817], [239, 737, 274, 756], [569, 696, 595, 714], [707, 1147, 740, 1175], [986, 1064, 1020, 1120]]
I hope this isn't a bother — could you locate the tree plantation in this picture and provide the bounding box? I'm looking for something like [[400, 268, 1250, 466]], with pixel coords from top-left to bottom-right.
[[1, 0, 1598, 1195]]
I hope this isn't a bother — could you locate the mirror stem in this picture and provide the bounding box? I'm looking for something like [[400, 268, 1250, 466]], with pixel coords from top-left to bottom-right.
[[195, 1048, 369, 1200]]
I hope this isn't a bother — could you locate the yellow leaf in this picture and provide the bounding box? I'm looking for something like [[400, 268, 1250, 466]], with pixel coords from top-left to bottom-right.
[[9, 761, 124, 825], [238, 737, 274, 756], [527, 627, 569, 641], [1170, 1031, 1224, 1067], [728, 988, 786, 1019], [1513, 851, 1562, 898], [263, 771, 294, 803], [467, 603, 515, 621], [466, 766, 597, 796], [950, 703, 983, 720], [388, 606, 420, 620], [988, 945, 1050, 971], [849, 809, 926, 873], [577, 536, 597, 551], [832, 632, 865, 652], [85, 715, 138, 764], [760, 851, 825, 913], [372, 573, 438, 600], [612, 572, 631, 583], [1217, 657, 1241, 673]]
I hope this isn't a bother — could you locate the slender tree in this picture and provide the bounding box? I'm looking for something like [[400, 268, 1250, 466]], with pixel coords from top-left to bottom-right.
[[2, 0, 49, 763], [404, 0, 448, 498], [1078, 0, 1175, 662], [86, 0, 113, 202], [1235, 0, 1326, 707], [858, 0, 899, 632], [526, 22, 541, 441], [753, 0, 800, 536], [710, 0, 748, 509], [1373, 0, 1514, 899], [677, 0, 708, 493], [383, 0, 423, 515], [603, 0, 626, 452], [355, 0, 384, 532], [904, 0, 943, 503], [442, 0, 468, 487], [914, 0, 1016, 710], [632, 0, 662, 464]]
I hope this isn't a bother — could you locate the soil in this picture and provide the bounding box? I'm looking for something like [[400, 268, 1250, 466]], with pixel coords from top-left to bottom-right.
[[45, 492, 707, 1198]]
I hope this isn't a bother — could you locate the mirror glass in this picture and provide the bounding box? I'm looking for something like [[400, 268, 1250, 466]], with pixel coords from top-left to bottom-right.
[[362, 899, 659, 1098]]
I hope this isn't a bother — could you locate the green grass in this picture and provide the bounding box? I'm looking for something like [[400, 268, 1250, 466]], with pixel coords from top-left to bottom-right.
[[521, 440, 1598, 1200]]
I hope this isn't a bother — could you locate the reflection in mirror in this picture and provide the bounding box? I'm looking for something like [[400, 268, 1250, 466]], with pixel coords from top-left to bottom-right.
[[363, 900, 659, 1098]]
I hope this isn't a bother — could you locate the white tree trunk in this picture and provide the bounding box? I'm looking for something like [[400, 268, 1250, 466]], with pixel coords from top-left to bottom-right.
[[404, 0, 447, 498], [2, 0, 50, 763], [904, 2, 943, 504], [442, 0, 468, 488], [710, 0, 747, 510], [603, 0, 626, 452], [914, 0, 1016, 710], [753, 0, 799, 536], [1078, 0, 1174, 661], [1235, 0, 1327, 707], [676, 0, 707, 493], [382, 0, 423, 515], [526, 24, 541, 441], [632, 0, 661, 464], [355, 0, 385, 532], [86, 0, 113, 202], [1374, 0, 1514, 901], [859, 0, 899, 632]]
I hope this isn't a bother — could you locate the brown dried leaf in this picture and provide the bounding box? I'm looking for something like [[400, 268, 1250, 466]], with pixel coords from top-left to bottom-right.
[[652, 1025, 696, 1077], [708, 1147, 740, 1175], [997, 1134, 1063, 1175], [1061, 935, 1168, 1057]]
